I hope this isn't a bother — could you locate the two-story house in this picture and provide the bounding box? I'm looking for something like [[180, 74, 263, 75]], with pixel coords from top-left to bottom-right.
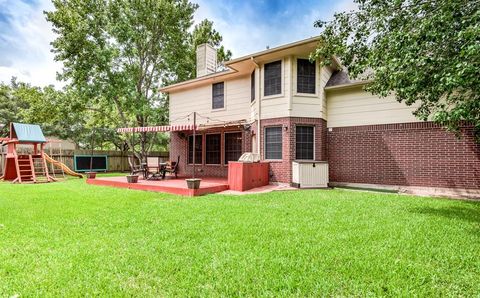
[[160, 37, 479, 192]]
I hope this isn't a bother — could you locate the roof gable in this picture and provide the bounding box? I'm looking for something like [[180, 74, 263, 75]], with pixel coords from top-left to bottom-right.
[[160, 37, 323, 93]]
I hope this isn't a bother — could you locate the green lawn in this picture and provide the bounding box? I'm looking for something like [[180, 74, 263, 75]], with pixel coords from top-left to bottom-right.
[[0, 178, 479, 296]]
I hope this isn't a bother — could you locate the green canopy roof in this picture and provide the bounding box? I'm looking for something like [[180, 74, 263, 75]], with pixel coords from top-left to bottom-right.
[[12, 123, 46, 143]]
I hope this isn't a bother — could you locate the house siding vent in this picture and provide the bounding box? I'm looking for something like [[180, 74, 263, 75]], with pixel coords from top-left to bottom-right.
[[196, 43, 217, 77]]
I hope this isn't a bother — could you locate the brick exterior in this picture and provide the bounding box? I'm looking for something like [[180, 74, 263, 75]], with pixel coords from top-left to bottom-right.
[[170, 125, 252, 178], [170, 118, 479, 189], [169, 117, 328, 183], [327, 122, 480, 189], [259, 117, 328, 183]]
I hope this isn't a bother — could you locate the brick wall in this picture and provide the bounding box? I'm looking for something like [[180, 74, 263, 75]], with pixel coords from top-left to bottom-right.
[[259, 117, 327, 183], [170, 125, 252, 178], [327, 122, 480, 189]]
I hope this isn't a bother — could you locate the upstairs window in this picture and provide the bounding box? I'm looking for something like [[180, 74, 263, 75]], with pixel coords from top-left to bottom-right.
[[265, 127, 282, 160], [224, 132, 242, 163], [212, 82, 224, 109], [297, 59, 316, 94], [295, 126, 314, 160], [264, 60, 281, 96], [251, 70, 255, 102], [188, 135, 202, 164], [205, 134, 221, 165]]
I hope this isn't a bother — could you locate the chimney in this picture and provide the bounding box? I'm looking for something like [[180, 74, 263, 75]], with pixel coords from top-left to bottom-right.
[[196, 43, 217, 78]]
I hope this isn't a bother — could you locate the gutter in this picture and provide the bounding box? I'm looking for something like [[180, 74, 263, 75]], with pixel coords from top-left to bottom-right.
[[324, 80, 372, 91], [225, 36, 321, 66], [161, 36, 322, 93], [159, 69, 235, 92]]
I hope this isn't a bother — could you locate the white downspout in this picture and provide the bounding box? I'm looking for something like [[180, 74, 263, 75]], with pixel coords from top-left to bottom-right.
[[251, 57, 261, 156], [288, 55, 293, 112], [256, 63, 261, 157]]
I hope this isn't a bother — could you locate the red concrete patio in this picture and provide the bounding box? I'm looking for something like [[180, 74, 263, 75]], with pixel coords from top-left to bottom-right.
[[86, 176, 229, 197]]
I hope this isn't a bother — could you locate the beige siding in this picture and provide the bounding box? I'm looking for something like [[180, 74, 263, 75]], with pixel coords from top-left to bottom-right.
[[169, 75, 251, 125], [249, 68, 260, 122], [291, 57, 321, 118], [290, 61, 333, 119], [320, 66, 333, 119], [259, 57, 291, 119], [326, 86, 420, 127]]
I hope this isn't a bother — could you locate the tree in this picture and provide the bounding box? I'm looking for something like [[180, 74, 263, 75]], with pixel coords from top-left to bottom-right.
[[312, 0, 480, 140], [0, 78, 122, 149], [0, 79, 30, 136], [46, 0, 231, 160], [188, 19, 232, 79]]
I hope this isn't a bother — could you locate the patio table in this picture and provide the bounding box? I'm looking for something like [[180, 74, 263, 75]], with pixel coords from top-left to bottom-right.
[[146, 162, 167, 180]]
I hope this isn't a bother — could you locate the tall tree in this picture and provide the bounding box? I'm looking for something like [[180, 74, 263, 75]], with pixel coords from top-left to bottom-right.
[[0, 79, 30, 136], [312, 0, 480, 140], [187, 19, 232, 79], [0, 77, 127, 150], [46, 0, 191, 159]]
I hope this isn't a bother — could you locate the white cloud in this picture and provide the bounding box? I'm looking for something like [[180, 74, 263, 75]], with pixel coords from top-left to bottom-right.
[[193, 0, 356, 58], [0, 0, 356, 87], [0, 0, 63, 87]]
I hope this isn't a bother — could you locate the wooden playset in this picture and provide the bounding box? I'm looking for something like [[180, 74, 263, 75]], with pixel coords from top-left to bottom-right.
[[0, 123, 82, 183]]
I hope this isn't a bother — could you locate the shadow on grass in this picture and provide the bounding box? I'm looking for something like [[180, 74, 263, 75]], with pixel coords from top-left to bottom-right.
[[410, 205, 480, 225]]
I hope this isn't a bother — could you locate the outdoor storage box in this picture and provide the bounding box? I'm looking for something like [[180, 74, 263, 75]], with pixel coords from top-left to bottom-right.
[[228, 161, 269, 191], [292, 161, 329, 188]]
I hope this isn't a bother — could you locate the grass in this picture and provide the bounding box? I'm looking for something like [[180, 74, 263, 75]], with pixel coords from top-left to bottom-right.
[[0, 177, 479, 296]]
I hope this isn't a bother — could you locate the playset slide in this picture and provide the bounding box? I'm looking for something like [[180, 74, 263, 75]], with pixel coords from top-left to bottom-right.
[[44, 153, 83, 178]]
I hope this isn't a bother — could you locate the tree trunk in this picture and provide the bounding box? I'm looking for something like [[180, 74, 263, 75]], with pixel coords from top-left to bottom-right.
[[112, 95, 143, 162], [141, 131, 147, 161]]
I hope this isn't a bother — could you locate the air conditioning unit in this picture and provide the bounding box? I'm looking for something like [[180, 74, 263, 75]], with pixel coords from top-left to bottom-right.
[[292, 161, 329, 188]]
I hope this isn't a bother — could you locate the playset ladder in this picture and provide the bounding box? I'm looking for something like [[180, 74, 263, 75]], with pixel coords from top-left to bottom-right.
[[15, 154, 52, 183], [17, 155, 34, 183], [33, 156, 49, 183]]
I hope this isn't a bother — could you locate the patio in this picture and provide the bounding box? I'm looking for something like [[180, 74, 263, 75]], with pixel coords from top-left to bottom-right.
[[87, 176, 229, 196]]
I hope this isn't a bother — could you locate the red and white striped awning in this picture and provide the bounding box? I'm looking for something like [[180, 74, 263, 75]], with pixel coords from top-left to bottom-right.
[[117, 124, 198, 133]]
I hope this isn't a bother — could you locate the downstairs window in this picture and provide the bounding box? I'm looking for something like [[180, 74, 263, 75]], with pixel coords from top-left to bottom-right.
[[188, 135, 203, 164], [205, 134, 221, 165], [295, 126, 314, 160], [224, 132, 242, 164]]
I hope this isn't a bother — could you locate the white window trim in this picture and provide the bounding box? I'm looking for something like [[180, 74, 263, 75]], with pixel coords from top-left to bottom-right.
[[223, 131, 243, 165], [211, 81, 226, 111], [187, 134, 203, 165], [205, 132, 222, 165], [293, 57, 319, 97], [261, 59, 284, 100], [294, 125, 315, 161], [250, 68, 260, 106], [250, 70, 256, 104], [264, 126, 283, 161]]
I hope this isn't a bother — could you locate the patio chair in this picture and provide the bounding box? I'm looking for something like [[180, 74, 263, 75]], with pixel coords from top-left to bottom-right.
[[128, 156, 145, 178], [162, 155, 180, 179], [146, 156, 162, 180]]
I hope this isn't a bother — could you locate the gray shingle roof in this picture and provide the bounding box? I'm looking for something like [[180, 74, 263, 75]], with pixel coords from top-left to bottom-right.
[[325, 70, 352, 87]]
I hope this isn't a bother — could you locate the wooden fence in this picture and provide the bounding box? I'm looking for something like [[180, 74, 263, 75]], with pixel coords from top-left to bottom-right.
[[0, 148, 169, 174]]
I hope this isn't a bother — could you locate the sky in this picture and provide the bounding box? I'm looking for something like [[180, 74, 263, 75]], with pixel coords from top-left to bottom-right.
[[0, 0, 356, 88]]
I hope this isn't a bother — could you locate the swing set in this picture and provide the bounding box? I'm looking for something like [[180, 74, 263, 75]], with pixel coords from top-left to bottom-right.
[[0, 123, 82, 183]]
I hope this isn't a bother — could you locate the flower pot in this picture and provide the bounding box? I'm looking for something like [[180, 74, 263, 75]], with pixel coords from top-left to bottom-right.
[[86, 172, 97, 179], [126, 175, 139, 183], [186, 178, 201, 189]]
